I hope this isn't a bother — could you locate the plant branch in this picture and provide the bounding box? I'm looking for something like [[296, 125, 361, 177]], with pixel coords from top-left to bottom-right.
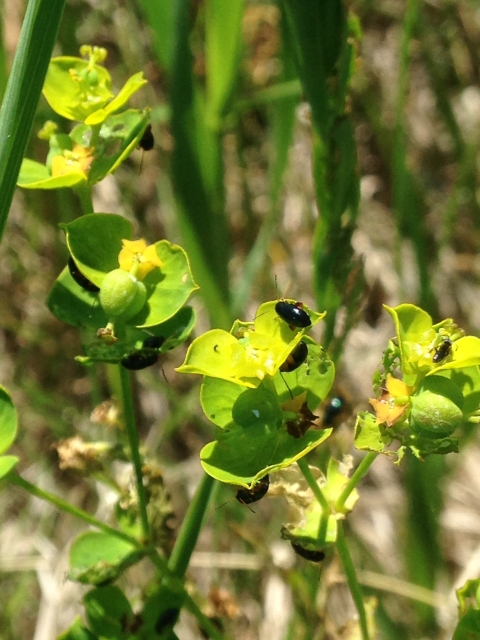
[[9, 473, 139, 546], [168, 472, 215, 579], [118, 365, 150, 541], [335, 452, 377, 511], [337, 521, 370, 640]]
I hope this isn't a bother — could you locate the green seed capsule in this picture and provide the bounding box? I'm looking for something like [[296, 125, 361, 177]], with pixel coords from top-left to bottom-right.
[[99, 269, 146, 320], [410, 376, 463, 438]]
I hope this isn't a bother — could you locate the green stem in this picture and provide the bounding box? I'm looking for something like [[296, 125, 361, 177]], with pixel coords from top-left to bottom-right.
[[118, 365, 150, 541], [76, 185, 94, 215], [297, 456, 330, 512], [297, 456, 331, 543], [9, 474, 139, 546], [146, 550, 224, 640], [168, 472, 215, 579], [335, 452, 377, 511], [336, 521, 370, 640]]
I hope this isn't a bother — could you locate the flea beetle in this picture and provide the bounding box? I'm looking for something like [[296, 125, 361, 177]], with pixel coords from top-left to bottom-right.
[[143, 335, 165, 350], [275, 300, 311, 329], [121, 351, 158, 370], [236, 475, 269, 505], [280, 341, 308, 373], [68, 257, 100, 293], [291, 542, 325, 563], [138, 124, 154, 151]]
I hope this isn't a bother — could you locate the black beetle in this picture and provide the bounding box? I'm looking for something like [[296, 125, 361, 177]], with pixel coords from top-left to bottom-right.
[[275, 300, 311, 329]]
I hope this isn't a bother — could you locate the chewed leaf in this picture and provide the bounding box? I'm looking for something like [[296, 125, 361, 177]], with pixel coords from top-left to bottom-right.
[[177, 329, 260, 388]]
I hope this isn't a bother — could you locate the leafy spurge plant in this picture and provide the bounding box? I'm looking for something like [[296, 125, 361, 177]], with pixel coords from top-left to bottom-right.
[[355, 303, 480, 461]]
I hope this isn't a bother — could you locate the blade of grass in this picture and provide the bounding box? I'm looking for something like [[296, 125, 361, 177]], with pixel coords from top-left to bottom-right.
[[169, 0, 233, 329], [392, 0, 437, 316], [280, 1, 360, 351], [205, 0, 244, 130], [0, 0, 66, 243], [136, 0, 175, 73], [232, 16, 298, 315]]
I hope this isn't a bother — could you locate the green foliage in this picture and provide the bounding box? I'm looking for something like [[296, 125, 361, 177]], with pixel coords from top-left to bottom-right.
[[356, 304, 480, 461], [17, 46, 149, 190], [0, 386, 18, 478], [3, 2, 480, 639], [68, 532, 141, 585]]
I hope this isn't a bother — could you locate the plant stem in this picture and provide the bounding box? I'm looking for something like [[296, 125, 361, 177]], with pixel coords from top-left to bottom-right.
[[76, 185, 94, 215], [168, 472, 215, 579], [335, 452, 377, 512], [336, 521, 370, 640], [118, 365, 150, 541], [146, 548, 224, 640], [9, 473, 139, 546], [297, 456, 331, 543], [297, 456, 330, 513]]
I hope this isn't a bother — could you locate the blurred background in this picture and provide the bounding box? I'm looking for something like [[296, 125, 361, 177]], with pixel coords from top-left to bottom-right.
[[1, 0, 480, 638]]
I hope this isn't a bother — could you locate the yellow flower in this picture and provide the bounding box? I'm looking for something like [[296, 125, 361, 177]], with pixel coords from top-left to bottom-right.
[[118, 238, 162, 280], [369, 374, 413, 427], [51, 144, 94, 177]]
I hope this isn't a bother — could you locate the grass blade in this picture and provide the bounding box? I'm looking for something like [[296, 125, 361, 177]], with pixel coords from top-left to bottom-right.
[[0, 0, 66, 243]]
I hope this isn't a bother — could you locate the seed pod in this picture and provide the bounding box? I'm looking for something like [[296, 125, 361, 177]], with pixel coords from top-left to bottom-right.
[[99, 269, 147, 320], [410, 376, 463, 438]]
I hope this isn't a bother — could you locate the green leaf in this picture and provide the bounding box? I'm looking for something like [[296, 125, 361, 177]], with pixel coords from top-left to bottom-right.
[[84, 72, 147, 125], [130, 241, 198, 328], [0, 385, 17, 454], [283, 504, 337, 550], [17, 158, 86, 190], [384, 303, 438, 385], [354, 411, 395, 456], [84, 585, 134, 639], [136, 0, 175, 72], [43, 56, 113, 121], [56, 617, 98, 640], [62, 213, 133, 285], [0, 455, 19, 480], [68, 531, 142, 585], [273, 341, 335, 409], [201, 377, 246, 427], [179, 304, 326, 387], [205, 0, 244, 128], [47, 265, 108, 329], [453, 610, 480, 640], [200, 425, 331, 487], [89, 110, 150, 182], [78, 306, 196, 365], [177, 329, 260, 388], [430, 336, 480, 374]]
